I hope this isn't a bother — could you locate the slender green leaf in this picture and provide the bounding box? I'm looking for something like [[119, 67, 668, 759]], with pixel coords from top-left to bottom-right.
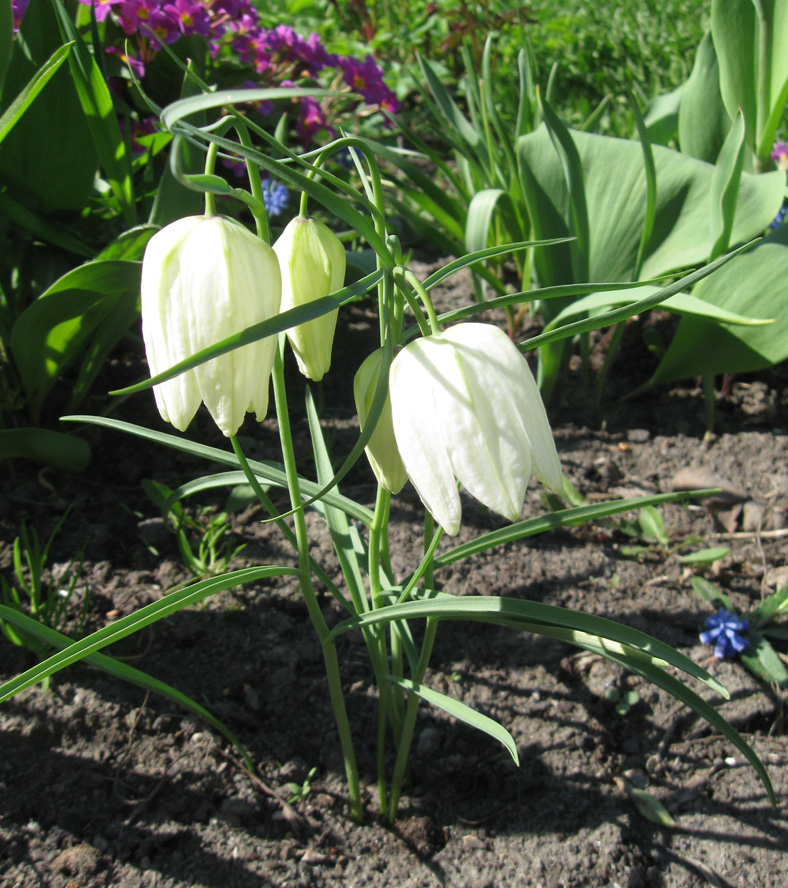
[[628, 90, 656, 281], [61, 415, 375, 525], [0, 0, 12, 94], [110, 269, 383, 395], [691, 576, 734, 611], [0, 605, 255, 770], [0, 42, 72, 145], [52, 0, 135, 225], [678, 547, 730, 565], [0, 190, 93, 257], [741, 630, 788, 689], [434, 490, 720, 568], [708, 110, 746, 262], [545, 286, 772, 329], [390, 677, 519, 765], [678, 30, 731, 163], [0, 428, 90, 471], [649, 224, 788, 384], [0, 566, 295, 703], [305, 386, 368, 613], [330, 593, 729, 698]]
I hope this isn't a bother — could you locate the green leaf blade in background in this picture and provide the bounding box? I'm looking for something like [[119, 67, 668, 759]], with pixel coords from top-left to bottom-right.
[[52, 0, 136, 226], [649, 223, 788, 385], [711, 0, 758, 153], [678, 29, 730, 163], [0, 427, 91, 471], [10, 260, 142, 417], [0, 0, 99, 212], [0, 0, 12, 94]]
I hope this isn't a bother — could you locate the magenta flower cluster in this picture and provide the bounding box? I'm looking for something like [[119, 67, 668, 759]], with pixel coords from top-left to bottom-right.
[[12, 0, 398, 147]]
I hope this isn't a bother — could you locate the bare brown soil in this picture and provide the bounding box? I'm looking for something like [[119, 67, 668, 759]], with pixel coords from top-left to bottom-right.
[[1, 257, 787, 887]]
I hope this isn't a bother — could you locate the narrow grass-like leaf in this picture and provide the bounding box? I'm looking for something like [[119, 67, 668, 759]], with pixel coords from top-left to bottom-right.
[[0, 428, 91, 472], [605, 646, 775, 805], [678, 547, 730, 565], [0, 567, 295, 703], [52, 0, 135, 226], [433, 490, 719, 568], [520, 241, 756, 352], [0, 190, 93, 257], [741, 630, 788, 689], [389, 677, 519, 765], [546, 286, 772, 328], [709, 110, 746, 263], [628, 89, 657, 281], [305, 387, 368, 613], [691, 576, 734, 611], [329, 594, 728, 698], [110, 270, 383, 396], [0, 42, 72, 145], [61, 415, 375, 526], [0, 605, 255, 771]]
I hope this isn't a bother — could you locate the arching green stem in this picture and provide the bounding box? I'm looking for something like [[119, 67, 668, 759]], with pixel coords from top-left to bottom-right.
[[271, 338, 363, 823]]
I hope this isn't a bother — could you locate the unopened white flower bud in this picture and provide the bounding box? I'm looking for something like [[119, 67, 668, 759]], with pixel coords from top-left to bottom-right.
[[274, 216, 346, 381]]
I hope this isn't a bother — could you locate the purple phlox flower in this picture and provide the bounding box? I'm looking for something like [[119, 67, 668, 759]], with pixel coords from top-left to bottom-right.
[[76, 0, 124, 23], [163, 0, 212, 37], [336, 55, 399, 112], [11, 0, 30, 30], [106, 45, 147, 79], [242, 80, 274, 117], [119, 0, 180, 47], [262, 179, 288, 217], [700, 608, 749, 660], [771, 140, 788, 171], [210, 0, 254, 18], [296, 94, 333, 145], [120, 116, 159, 153]]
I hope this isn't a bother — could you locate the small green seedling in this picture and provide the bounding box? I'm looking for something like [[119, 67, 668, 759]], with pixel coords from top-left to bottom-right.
[[286, 766, 318, 804], [605, 687, 640, 716], [0, 509, 87, 660], [143, 480, 246, 578]]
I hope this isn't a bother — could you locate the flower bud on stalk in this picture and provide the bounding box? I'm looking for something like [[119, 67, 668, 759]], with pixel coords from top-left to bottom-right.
[[354, 349, 408, 494], [141, 215, 281, 437], [389, 323, 563, 536], [273, 216, 346, 381]]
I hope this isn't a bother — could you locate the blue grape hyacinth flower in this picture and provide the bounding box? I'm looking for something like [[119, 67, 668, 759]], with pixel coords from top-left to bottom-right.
[[700, 608, 749, 660], [262, 179, 289, 217]]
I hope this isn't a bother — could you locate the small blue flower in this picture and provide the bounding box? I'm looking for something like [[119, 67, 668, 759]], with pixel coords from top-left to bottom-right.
[[770, 203, 787, 229], [700, 608, 749, 660], [262, 179, 289, 218]]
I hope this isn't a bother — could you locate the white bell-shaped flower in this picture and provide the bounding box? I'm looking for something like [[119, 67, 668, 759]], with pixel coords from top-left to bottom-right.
[[141, 214, 281, 437], [354, 348, 408, 494], [389, 323, 563, 536], [273, 215, 346, 381]]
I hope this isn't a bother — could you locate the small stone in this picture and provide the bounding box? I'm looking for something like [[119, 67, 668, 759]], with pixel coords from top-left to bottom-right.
[[462, 834, 484, 850]]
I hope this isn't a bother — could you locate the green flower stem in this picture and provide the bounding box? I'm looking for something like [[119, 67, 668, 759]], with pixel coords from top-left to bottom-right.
[[392, 268, 432, 338], [388, 617, 439, 821], [402, 269, 442, 336], [203, 142, 219, 218], [271, 341, 363, 823], [752, 0, 771, 162], [228, 437, 351, 611], [234, 122, 270, 243]]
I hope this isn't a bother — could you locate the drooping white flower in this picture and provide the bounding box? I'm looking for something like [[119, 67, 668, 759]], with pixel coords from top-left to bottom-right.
[[354, 348, 408, 494], [389, 323, 563, 536], [141, 214, 281, 437], [273, 215, 346, 381]]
